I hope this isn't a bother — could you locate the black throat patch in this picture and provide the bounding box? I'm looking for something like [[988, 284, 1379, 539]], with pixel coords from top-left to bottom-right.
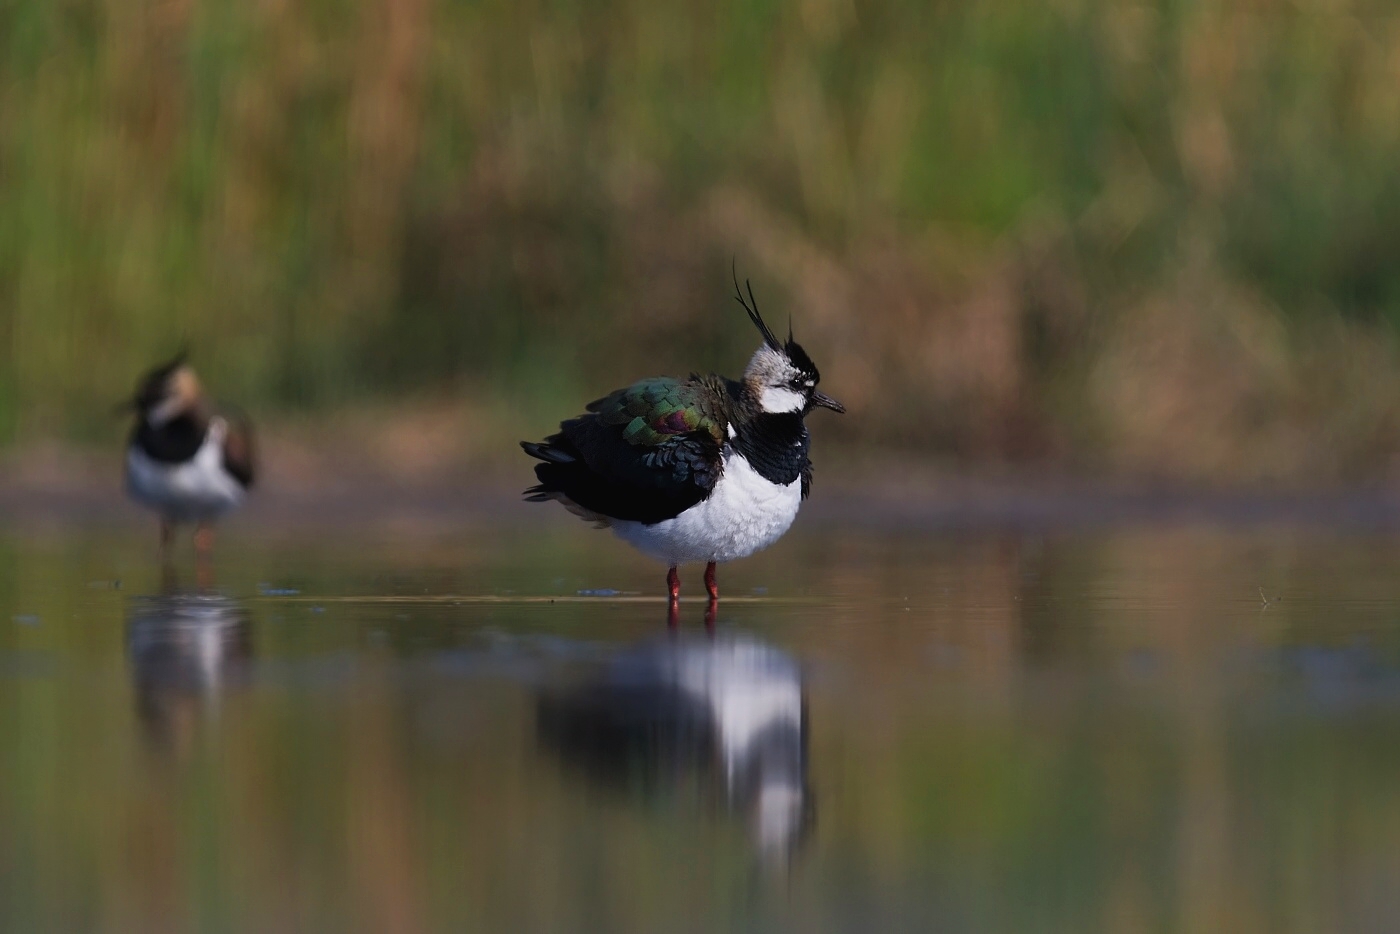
[[730, 412, 810, 487], [132, 413, 207, 464]]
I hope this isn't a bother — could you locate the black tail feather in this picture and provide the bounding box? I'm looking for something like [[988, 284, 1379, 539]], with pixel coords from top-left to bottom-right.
[[521, 440, 577, 464], [521, 419, 711, 524]]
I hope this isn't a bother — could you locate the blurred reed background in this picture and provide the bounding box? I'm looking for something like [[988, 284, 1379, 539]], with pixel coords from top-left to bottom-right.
[[5, 0, 1400, 484]]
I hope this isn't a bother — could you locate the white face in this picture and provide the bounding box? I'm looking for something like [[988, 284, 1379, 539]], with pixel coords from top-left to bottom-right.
[[746, 345, 811, 414], [759, 386, 806, 413], [145, 367, 201, 427]]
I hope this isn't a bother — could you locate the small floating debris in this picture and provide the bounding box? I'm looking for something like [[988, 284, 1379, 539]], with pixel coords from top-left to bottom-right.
[[258, 584, 301, 596], [11, 615, 39, 627], [576, 588, 622, 597]]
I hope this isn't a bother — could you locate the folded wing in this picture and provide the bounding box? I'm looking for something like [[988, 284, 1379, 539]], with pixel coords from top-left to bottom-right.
[[522, 376, 729, 525]]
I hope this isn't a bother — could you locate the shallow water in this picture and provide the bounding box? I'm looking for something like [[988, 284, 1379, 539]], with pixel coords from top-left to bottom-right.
[[4, 511, 1400, 932]]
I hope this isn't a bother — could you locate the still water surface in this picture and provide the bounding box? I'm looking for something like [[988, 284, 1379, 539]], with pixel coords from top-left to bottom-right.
[[3, 511, 1400, 932]]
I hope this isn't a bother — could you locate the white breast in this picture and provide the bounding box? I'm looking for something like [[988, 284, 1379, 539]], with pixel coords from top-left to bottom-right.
[[126, 419, 246, 523], [611, 447, 802, 566]]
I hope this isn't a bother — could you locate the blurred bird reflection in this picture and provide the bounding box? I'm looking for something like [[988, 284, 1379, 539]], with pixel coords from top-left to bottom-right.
[[126, 586, 252, 754], [538, 633, 812, 862]]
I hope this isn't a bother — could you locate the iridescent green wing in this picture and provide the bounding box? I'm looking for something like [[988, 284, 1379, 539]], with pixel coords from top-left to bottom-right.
[[585, 376, 727, 447], [522, 376, 729, 523]]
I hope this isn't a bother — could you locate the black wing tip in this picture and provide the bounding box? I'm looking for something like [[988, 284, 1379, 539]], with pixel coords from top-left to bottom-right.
[[224, 459, 255, 490], [521, 440, 576, 464], [523, 485, 553, 502]]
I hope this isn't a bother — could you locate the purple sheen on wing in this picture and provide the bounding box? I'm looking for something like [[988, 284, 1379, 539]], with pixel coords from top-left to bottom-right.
[[659, 411, 692, 434]]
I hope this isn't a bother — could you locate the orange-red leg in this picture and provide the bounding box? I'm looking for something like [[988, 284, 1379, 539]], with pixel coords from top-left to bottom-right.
[[666, 566, 681, 629], [194, 523, 215, 558], [193, 524, 215, 590], [704, 562, 718, 600]]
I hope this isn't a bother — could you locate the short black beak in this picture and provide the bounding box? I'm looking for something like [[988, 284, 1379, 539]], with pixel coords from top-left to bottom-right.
[[811, 390, 845, 414]]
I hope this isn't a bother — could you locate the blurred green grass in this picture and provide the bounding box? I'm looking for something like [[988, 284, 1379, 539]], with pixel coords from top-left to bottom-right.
[[6, 0, 1400, 481]]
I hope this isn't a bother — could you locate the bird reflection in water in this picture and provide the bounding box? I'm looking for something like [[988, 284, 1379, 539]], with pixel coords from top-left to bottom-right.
[[538, 633, 813, 863], [126, 577, 252, 755]]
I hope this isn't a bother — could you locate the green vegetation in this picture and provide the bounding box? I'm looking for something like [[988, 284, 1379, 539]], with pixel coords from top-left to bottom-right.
[[5, 0, 1400, 480]]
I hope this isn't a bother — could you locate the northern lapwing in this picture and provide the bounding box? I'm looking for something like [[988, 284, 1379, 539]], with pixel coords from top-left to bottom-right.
[[522, 273, 843, 620], [123, 354, 255, 557]]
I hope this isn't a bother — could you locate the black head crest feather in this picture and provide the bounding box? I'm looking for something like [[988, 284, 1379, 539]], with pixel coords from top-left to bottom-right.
[[131, 347, 191, 410], [732, 262, 781, 351], [160, 346, 190, 374]]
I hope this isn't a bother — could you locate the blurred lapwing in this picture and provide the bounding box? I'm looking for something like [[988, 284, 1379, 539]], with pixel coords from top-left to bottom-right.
[[523, 272, 842, 618], [123, 354, 255, 556]]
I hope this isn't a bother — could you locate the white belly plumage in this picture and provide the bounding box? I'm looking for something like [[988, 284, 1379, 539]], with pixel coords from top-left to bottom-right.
[[126, 420, 245, 523], [612, 448, 802, 566]]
